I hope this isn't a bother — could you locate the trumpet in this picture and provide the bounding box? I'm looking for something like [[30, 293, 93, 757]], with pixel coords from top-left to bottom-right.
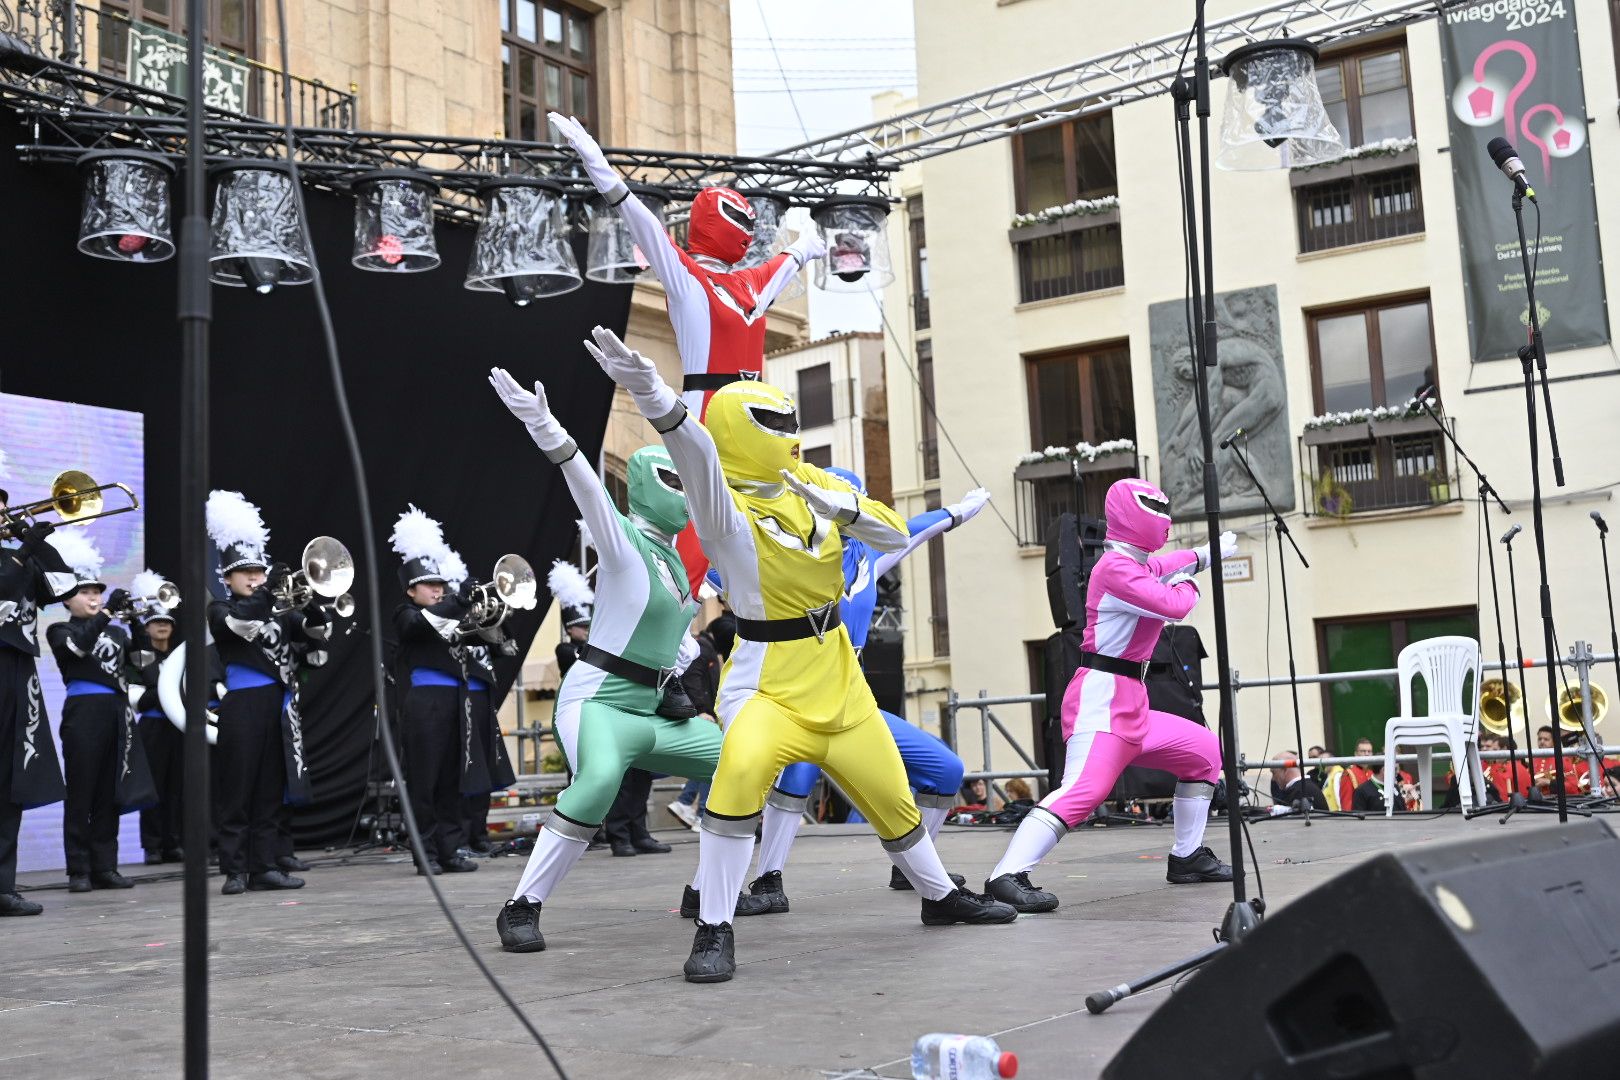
[[459, 553, 538, 634], [0, 469, 140, 540], [271, 536, 356, 617], [108, 580, 181, 622], [1547, 681, 1608, 733], [1479, 678, 1525, 737]]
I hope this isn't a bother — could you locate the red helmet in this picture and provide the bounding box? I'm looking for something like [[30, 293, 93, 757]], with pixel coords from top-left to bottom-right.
[[688, 187, 755, 264]]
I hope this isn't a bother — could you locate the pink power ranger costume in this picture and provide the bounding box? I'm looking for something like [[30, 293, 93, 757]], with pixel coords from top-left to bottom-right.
[[985, 478, 1236, 913]]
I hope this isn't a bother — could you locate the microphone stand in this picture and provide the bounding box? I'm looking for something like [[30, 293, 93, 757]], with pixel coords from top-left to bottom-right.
[[1597, 517, 1620, 702], [1509, 182, 1572, 821], [1225, 438, 1313, 825]]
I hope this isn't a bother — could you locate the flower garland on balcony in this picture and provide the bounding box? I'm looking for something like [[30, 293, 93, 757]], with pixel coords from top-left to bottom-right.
[[1017, 438, 1135, 467], [1011, 194, 1120, 229], [1291, 135, 1419, 173], [1301, 399, 1434, 432]]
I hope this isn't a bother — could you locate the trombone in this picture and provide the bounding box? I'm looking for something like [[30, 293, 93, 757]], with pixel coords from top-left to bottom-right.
[[0, 469, 140, 540], [108, 580, 181, 622], [271, 536, 356, 618], [459, 553, 538, 634]]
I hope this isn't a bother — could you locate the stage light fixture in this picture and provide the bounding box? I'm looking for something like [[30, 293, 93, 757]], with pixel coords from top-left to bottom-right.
[[208, 162, 313, 293], [464, 177, 582, 307], [584, 184, 668, 284], [351, 169, 441, 272], [811, 195, 894, 292], [1217, 39, 1345, 170], [75, 150, 177, 263], [738, 188, 805, 300]]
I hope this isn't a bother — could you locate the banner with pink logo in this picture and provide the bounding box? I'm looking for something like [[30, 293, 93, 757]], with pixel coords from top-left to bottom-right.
[[1440, 0, 1608, 362]]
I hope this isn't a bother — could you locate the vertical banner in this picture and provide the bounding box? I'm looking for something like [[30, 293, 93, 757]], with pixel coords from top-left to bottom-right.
[[1440, 0, 1609, 362]]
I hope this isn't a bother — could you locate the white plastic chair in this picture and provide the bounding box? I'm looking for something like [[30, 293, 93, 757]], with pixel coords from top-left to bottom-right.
[[1383, 636, 1486, 816]]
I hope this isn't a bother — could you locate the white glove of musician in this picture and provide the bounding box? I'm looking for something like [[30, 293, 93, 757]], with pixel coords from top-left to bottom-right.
[[947, 487, 992, 526], [1192, 530, 1239, 574], [786, 229, 828, 265], [488, 367, 575, 461], [582, 326, 679, 422], [780, 469, 859, 524], [548, 112, 622, 196]]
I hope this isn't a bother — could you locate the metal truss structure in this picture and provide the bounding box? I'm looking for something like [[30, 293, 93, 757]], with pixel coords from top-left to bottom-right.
[[770, 0, 1462, 165]]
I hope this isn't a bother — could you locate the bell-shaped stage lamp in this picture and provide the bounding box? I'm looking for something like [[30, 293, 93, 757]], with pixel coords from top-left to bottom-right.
[[584, 184, 669, 284], [208, 162, 313, 293], [351, 169, 441, 272], [76, 150, 177, 263], [1218, 39, 1346, 170], [737, 188, 806, 300], [465, 177, 582, 307], [811, 195, 894, 292]]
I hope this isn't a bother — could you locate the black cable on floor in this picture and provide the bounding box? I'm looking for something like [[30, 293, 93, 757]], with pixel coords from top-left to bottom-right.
[[269, 4, 568, 1074]]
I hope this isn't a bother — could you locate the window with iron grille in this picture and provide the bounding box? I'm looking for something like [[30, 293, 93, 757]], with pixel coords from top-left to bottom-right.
[[908, 194, 929, 331], [501, 0, 594, 141], [797, 363, 835, 429], [925, 489, 949, 658], [1011, 112, 1122, 301], [918, 340, 939, 482], [1296, 167, 1424, 252], [99, 0, 257, 69]]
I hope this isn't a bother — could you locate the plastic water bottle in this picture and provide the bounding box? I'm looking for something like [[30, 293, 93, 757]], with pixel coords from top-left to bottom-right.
[[910, 1034, 1018, 1079]]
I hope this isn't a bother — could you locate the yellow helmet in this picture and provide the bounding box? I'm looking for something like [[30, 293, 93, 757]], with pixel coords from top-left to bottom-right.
[[704, 381, 801, 483]]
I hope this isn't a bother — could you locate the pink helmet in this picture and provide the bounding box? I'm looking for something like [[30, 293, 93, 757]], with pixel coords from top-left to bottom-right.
[[1104, 477, 1173, 552]]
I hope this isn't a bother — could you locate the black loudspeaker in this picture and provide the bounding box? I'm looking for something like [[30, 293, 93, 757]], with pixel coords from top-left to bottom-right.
[[861, 633, 905, 717], [1104, 820, 1620, 1078], [1041, 627, 1083, 789], [1044, 512, 1105, 628]]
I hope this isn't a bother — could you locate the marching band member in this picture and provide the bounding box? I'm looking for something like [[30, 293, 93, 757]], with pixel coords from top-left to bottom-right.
[[126, 570, 185, 865], [489, 368, 743, 954], [581, 326, 1014, 984], [458, 547, 520, 857], [206, 491, 327, 895], [0, 478, 73, 916], [548, 112, 827, 597], [740, 469, 991, 909], [985, 478, 1234, 913], [45, 531, 155, 892]]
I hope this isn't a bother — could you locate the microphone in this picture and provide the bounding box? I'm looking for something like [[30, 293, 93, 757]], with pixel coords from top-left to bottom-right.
[[1500, 523, 1522, 544], [1486, 137, 1537, 203], [1218, 428, 1246, 450], [1404, 382, 1438, 414], [1593, 510, 1609, 535]]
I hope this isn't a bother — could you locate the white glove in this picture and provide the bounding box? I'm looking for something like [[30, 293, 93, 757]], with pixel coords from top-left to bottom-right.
[[488, 367, 571, 455], [1193, 530, 1239, 573], [780, 469, 857, 523], [548, 112, 620, 194], [581, 325, 677, 419], [948, 487, 991, 525], [787, 229, 827, 264]]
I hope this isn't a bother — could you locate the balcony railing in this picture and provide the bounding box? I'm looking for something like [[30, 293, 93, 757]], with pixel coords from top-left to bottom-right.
[[913, 290, 930, 331], [1299, 415, 1460, 518], [0, 1, 357, 128], [920, 437, 939, 482], [1294, 163, 1424, 253], [1013, 453, 1137, 547], [1010, 213, 1123, 304]]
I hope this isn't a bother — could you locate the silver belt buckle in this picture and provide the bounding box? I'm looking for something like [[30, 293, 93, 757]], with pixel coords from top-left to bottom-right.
[[804, 600, 837, 643]]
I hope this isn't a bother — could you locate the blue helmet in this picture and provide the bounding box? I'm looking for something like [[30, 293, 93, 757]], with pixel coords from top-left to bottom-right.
[[824, 466, 866, 495]]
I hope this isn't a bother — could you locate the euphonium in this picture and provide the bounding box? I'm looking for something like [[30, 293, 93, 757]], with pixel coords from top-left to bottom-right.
[[1478, 678, 1524, 737], [1547, 682, 1608, 733]]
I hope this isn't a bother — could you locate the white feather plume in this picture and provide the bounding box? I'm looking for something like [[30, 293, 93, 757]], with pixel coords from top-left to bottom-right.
[[548, 559, 594, 612], [438, 547, 470, 588], [130, 568, 166, 599], [205, 490, 268, 551], [575, 517, 594, 552], [389, 504, 445, 563], [46, 528, 103, 578]]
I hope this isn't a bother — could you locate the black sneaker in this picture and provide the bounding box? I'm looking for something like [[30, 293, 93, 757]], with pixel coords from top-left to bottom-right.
[[247, 870, 305, 891], [680, 885, 774, 919], [0, 891, 43, 916], [467, 838, 494, 855], [683, 920, 736, 983], [277, 855, 311, 873], [161, 848, 185, 863], [888, 866, 965, 890], [920, 888, 1018, 926], [220, 873, 248, 896], [497, 898, 545, 953], [91, 870, 135, 890], [1166, 846, 1233, 884], [416, 861, 442, 876], [67, 875, 92, 893], [441, 856, 480, 873], [985, 871, 1059, 913], [747, 870, 789, 913], [144, 850, 164, 866]]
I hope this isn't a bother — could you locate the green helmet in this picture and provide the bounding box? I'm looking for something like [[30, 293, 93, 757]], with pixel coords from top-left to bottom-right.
[[627, 445, 688, 536]]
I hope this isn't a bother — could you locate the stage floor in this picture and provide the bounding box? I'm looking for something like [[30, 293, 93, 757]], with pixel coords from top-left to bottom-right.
[[1, 813, 1574, 1078]]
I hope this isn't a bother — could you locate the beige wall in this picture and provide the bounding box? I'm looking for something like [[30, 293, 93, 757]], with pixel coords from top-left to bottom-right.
[[897, 0, 1620, 780], [764, 332, 885, 476]]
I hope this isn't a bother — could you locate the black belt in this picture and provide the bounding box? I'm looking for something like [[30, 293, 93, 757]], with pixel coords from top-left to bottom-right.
[[683, 372, 761, 393], [1079, 650, 1150, 681], [580, 643, 671, 690], [736, 602, 842, 643]]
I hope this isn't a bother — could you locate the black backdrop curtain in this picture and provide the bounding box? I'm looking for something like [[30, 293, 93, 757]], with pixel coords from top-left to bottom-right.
[[0, 114, 633, 843]]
